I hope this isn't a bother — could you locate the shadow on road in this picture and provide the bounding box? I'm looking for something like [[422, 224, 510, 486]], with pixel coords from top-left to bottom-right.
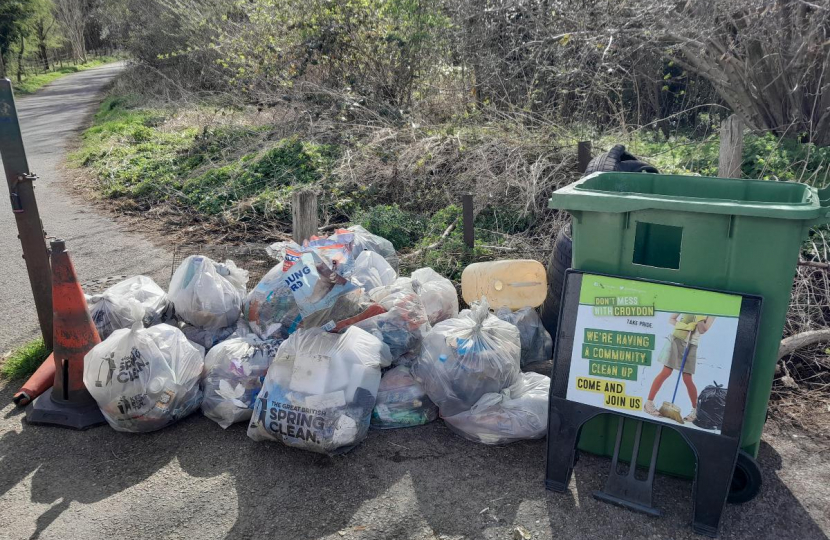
[[1, 375, 827, 539]]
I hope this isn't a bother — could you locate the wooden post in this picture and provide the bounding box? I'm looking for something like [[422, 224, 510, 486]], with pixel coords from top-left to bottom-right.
[[718, 115, 744, 178], [292, 190, 318, 244], [462, 193, 474, 249], [577, 141, 592, 173]]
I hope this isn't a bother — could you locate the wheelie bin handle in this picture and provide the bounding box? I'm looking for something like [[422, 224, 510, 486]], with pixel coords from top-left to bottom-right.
[[818, 184, 830, 208]]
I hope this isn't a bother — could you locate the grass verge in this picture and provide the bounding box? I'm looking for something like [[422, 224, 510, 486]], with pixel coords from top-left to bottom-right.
[[0, 338, 50, 380], [14, 56, 120, 95]]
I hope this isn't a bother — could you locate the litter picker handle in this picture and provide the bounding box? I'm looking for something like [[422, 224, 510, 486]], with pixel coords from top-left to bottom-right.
[[670, 328, 695, 403]]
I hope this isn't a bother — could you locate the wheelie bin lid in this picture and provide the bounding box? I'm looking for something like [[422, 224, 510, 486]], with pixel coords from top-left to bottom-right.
[[550, 172, 830, 221]]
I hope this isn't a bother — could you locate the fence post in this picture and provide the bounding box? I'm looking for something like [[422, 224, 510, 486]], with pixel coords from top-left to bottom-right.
[[292, 190, 318, 244], [462, 193, 474, 249], [578, 141, 592, 173], [718, 115, 744, 178]]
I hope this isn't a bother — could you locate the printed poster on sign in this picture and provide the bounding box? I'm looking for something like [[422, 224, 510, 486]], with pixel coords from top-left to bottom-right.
[[566, 274, 741, 434]]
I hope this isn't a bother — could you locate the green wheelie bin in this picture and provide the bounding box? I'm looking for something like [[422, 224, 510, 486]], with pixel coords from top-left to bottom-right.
[[548, 171, 830, 480]]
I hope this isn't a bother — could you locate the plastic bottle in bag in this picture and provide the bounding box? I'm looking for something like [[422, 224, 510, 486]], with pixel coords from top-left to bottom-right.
[[87, 276, 170, 340], [495, 307, 553, 367], [202, 333, 281, 429], [168, 255, 248, 330], [83, 301, 205, 433], [354, 288, 430, 362], [410, 267, 459, 325], [442, 372, 550, 445], [371, 365, 438, 429], [413, 297, 521, 417], [247, 326, 385, 454]]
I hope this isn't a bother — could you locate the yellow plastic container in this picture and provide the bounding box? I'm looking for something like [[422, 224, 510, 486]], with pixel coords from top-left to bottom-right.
[[461, 260, 547, 309]]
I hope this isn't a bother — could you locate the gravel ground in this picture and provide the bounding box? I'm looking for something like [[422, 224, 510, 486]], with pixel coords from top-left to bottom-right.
[[0, 65, 829, 540]]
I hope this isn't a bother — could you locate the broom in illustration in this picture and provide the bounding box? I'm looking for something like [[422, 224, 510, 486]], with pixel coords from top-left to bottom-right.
[[658, 326, 695, 424]]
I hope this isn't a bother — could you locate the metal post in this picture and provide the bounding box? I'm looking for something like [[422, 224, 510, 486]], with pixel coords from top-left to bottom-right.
[[577, 141, 592, 174], [0, 79, 53, 349], [462, 193, 474, 249]]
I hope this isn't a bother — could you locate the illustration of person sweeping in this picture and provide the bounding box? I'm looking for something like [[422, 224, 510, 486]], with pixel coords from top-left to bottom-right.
[[644, 313, 715, 423]]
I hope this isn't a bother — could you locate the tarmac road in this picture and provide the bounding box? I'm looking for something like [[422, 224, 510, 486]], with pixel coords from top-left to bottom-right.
[[0, 66, 829, 540], [0, 62, 171, 355]]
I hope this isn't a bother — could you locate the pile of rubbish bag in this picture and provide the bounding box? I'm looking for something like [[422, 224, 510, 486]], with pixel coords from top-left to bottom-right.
[[79, 225, 552, 451]]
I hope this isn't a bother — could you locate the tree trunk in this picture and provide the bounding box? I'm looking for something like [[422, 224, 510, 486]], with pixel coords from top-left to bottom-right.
[[39, 43, 49, 71], [16, 36, 24, 84]]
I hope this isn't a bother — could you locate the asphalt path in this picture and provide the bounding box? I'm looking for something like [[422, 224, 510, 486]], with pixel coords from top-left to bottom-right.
[[0, 62, 171, 355]]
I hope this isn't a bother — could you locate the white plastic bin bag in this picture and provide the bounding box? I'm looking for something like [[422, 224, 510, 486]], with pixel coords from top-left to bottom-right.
[[83, 302, 205, 432], [247, 326, 385, 454], [87, 276, 169, 340], [413, 297, 520, 417], [410, 267, 459, 325], [442, 372, 550, 444], [351, 251, 397, 292], [168, 255, 248, 330], [371, 365, 438, 429], [202, 334, 281, 428], [495, 307, 553, 366]]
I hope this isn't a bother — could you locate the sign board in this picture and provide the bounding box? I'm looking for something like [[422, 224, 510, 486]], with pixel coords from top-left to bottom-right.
[[546, 270, 762, 537], [566, 274, 742, 434]]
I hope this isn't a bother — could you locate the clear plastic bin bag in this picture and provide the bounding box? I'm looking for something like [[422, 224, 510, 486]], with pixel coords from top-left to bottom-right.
[[202, 333, 281, 429], [442, 372, 550, 445], [413, 297, 521, 417], [168, 255, 248, 330], [495, 307, 553, 366], [87, 276, 169, 340], [84, 302, 205, 433], [331, 225, 399, 272], [354, 289, 430, 363], [410, 267, 459, 325], [371, 365, 438, 429], [352, 251, 397, 292], [247, 326, 385, 454]]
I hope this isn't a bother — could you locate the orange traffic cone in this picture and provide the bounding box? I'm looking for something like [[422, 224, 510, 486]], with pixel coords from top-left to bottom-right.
[[25, 239, 106, 429], [12, 353, 55, 406]]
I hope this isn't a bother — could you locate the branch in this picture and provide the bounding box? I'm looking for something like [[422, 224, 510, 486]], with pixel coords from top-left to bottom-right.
[[402, 217, 458, 260], [798, 259, 830, 270], [778, 329, 830, 359]]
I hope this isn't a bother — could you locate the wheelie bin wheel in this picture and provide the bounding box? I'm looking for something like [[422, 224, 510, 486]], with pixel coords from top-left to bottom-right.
[[728, 451, 762, 504]]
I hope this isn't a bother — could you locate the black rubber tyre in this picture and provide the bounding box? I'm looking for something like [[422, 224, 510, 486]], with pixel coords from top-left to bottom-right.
[[584, 145, 627, 175], [584, 144, 659, 175], [539, 226, 572, 338], [728, 451, 762, 504]]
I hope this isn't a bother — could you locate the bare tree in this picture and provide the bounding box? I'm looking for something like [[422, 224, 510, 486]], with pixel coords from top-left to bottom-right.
[[53, 0, 88, 63], [33, 15, 55, 71], [646, 0, 830, 145]]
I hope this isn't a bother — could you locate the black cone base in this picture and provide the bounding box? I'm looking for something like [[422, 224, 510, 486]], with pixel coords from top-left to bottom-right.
[[25, 387, 106, 430]]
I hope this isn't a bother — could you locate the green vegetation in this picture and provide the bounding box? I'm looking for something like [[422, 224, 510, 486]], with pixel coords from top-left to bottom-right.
[[74, 96, 340, 224], [14, 56, 119, 95], [606, 130, 830, 186], [0, 338, 49, 380]]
